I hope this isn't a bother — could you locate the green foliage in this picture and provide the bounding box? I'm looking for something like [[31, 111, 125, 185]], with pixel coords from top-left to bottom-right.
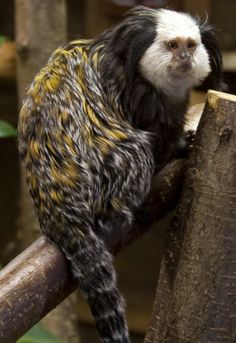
[[17, 324, 65, 343], [0, 35, 7, 46], [0, 120, 17, 138]]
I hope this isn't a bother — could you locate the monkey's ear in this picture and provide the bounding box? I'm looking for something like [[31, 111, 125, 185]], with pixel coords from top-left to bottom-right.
[[200, 23, 224, 91]]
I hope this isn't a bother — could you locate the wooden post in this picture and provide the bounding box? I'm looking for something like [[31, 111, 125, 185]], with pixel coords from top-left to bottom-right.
[[144, 90, 236, 343]]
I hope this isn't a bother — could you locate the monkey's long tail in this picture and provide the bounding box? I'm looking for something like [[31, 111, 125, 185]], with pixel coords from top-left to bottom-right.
[[59, 228, 130, 343]]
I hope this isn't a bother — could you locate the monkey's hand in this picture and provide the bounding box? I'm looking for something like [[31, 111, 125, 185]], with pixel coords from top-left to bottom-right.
[[174, 129, 195, 160]]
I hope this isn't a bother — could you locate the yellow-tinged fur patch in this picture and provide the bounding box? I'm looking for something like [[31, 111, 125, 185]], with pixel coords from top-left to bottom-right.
[[50, 190, 63, 203], [51, 165, 76, 187], [29, 139, 40, 158], [95, 136, 115, 155]]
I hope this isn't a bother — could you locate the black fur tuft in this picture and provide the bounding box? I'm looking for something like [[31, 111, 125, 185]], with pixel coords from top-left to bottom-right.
[[200, 22, 223, 90], [95, 6, 157, 89]]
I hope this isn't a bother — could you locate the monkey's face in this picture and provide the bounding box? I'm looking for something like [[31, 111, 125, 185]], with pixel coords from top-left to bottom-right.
[[165, 37, 197, 75], [139, 9, 212, 97]]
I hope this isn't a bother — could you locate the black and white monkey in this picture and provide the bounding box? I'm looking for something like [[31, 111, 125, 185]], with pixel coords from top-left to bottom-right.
[[18, 6, 222, 343], [96, 6, 222, 168]]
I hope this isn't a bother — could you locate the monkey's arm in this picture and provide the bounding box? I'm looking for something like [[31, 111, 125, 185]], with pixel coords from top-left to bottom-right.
[[172, 103, 205, 160]]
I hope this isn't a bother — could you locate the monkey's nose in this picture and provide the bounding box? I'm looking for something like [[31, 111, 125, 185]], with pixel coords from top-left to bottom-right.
[[179, 51, 191, 61]]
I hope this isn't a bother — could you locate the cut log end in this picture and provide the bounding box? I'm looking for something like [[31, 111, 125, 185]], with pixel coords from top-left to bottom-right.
[[208, 89, 236, 102]]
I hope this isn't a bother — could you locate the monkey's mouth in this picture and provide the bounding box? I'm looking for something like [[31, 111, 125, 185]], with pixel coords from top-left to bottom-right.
[[169, 61, 192, 76], [180, 61, 192, 72]]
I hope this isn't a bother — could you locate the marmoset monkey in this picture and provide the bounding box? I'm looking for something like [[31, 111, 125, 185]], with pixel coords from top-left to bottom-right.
[[18, 6, 222, 343]]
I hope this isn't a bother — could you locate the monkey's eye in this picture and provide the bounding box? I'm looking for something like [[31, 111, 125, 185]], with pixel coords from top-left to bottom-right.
[[187, 41, 197, 51], [167, 41, 178, 50]]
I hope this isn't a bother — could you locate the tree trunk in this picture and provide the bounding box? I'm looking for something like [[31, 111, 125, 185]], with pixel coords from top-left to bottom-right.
[[15, 0, 67, 101], [144, 90, 236, 343], [15, 1, 80, 342]]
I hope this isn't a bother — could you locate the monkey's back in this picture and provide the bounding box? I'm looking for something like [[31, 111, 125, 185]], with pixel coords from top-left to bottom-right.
[[18, 39, 154, 238]]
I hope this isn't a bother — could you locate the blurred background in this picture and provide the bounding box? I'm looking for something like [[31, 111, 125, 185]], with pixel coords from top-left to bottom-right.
[[0, 1, 235, 342]]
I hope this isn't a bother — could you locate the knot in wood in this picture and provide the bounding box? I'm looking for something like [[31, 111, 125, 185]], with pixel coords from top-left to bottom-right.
[[219, 127, 233, 145]]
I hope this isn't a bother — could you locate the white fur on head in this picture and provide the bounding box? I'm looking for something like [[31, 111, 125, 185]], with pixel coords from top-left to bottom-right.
[[139, 9, 211, 101]]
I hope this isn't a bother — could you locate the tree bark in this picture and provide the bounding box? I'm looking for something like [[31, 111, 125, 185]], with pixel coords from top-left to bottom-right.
[[15, 0, 67, 101], [0, 154, 187, 343], [144, 90, 236, 343]]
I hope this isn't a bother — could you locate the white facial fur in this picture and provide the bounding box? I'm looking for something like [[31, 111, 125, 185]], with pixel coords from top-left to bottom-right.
[[140, 9, 211, 101]]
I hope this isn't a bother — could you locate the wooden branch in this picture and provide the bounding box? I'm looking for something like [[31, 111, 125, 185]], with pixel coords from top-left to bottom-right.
[[0, 157, 186, 343], [144, 90, 236, 343], [0, 238, 74, 343]]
